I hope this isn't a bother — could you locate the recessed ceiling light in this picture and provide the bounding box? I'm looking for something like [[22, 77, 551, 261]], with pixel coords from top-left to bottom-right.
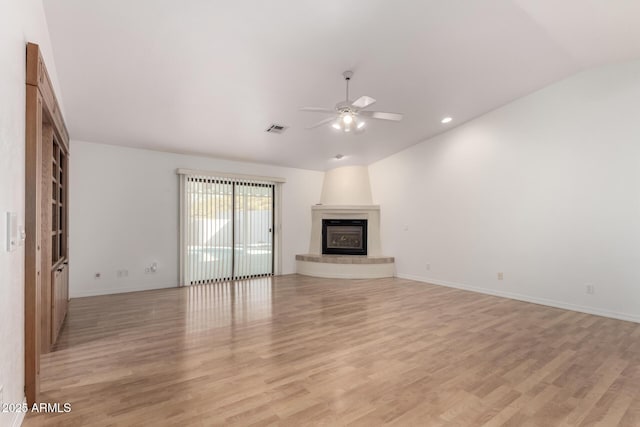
[[441, 117, 453, 124], [334, 154, 344, 160]]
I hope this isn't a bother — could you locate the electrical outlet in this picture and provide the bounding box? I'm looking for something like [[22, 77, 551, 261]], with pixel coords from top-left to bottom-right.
[[95, 272, 101, 279], [586, 284, 595, 295], [145, 262, 158, 274], [497, 272, 504, 280], [426, 263, 431, 271]]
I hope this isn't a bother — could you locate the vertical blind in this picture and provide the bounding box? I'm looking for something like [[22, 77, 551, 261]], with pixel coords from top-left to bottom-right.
[[179, 171, 280, 285]]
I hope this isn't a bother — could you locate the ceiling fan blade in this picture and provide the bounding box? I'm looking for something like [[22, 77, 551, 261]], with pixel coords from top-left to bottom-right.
[[351, 95, 376, 109], [299, 107, 336, 113], [306, 116, 336, 130], [360, 111, 403, 121]]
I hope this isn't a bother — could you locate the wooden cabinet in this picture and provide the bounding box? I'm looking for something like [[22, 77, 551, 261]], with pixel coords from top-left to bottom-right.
[[41, 121, 69, 351]]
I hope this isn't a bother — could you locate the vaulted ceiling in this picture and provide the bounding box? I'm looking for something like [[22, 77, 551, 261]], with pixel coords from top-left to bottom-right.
[[43, 0, 640, 170]]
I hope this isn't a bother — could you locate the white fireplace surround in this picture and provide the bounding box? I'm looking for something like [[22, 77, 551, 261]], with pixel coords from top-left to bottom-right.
[[308, 205, 382, 256], [296, 166, 395, 279]]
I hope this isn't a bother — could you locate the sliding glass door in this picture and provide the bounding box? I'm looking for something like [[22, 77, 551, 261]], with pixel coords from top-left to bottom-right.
[[184, 177, 274, 285], [234, 183, 274, 279]]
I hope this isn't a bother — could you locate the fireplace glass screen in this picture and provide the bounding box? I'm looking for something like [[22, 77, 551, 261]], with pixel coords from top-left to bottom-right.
[[322, 219, 367, 255]]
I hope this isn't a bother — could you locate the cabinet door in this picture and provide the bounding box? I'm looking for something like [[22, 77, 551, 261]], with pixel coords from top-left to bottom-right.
[[52, 264, 69, 343], [63, 265, 69, 314]]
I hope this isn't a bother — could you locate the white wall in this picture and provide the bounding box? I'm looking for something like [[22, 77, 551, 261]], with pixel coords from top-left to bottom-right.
[[0, 1, 63, 425], [319, 166, 373, 206], [369, 59, 640, 323], [69, 141, 323, 297]]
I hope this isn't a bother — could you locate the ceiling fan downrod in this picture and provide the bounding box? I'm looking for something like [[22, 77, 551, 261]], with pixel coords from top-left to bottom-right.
[[343, 70, 353, 102]]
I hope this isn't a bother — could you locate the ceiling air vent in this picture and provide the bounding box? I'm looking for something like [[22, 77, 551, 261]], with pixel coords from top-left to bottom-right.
[[265, 124, 288, 134]]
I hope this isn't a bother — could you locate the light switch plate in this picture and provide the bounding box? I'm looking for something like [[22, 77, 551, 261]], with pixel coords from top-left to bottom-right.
[[6, 212, 18, 252]]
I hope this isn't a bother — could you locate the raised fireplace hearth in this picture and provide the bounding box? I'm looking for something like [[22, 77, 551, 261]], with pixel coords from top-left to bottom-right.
[[322, 219, 367, 255]]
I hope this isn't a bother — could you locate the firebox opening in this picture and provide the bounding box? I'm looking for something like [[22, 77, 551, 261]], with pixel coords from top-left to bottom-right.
[[322, 219, 368, 256]]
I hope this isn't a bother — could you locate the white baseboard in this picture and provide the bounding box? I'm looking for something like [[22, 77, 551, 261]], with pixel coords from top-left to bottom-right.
[[397, 273, 640, 324], [70, 282, 177, 298], [11, 397, 26, 427]]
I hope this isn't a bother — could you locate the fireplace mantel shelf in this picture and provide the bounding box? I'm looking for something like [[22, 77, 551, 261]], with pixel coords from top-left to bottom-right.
[[312, 205, 380, 211]]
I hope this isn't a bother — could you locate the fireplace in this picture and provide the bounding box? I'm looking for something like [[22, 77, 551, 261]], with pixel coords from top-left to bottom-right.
[[322, 219, 367, 255]]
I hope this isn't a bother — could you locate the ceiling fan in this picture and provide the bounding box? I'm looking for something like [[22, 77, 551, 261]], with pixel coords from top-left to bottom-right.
[[300, 71, 403, 133]]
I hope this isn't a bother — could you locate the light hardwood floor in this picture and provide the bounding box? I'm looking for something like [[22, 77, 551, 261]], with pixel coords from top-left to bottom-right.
[[24, 275, 640, 426]]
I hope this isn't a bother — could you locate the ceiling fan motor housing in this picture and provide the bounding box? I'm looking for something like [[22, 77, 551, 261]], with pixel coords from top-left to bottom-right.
[[336, 101, 356, 113]]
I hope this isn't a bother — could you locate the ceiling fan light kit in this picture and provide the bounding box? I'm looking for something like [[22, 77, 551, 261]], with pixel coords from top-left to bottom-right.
[[300, 70, 403, 133], [333, 111, 366, 133]]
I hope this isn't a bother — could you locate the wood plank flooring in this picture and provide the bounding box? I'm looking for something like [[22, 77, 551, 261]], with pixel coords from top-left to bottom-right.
[[24, 275, 640, 426]]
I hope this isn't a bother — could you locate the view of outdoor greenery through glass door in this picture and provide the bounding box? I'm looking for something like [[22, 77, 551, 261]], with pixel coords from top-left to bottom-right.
[[186, 178, 274, 284]]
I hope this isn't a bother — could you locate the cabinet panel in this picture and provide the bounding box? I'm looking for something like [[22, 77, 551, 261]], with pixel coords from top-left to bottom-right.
[[40, 126, 54, 353]]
